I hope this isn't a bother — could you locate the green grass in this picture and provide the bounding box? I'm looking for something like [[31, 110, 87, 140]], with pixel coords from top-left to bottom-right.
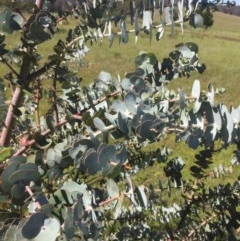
[[72, 11, 240, 197], [72, 16, 240, 187], [3, 11, 239, 107], [1, 10, 240, 230]]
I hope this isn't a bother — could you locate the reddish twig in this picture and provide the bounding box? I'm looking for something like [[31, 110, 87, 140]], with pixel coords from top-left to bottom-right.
[[187, 213, 216, 238], [0, 86, 22, 147], [12, 90, 121, 156]]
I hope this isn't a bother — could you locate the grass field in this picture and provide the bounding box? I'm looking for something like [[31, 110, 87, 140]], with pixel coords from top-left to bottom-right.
[[2, 11, 240, 104], [1, 10, 240, 184], [77, 11, 240, 195], [79, 11, 240, 103], [1, 9, 240, 236]]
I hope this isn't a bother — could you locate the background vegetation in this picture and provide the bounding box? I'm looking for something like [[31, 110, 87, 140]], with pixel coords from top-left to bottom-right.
[[0, 6, 240, 240]]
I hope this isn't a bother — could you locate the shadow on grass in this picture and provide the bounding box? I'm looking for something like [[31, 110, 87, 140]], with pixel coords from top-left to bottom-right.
[[190, 149, 213, 178]]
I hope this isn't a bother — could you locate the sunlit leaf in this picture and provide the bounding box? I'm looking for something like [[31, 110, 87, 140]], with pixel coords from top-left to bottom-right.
[[112, 193, 124, 219], [107, 178, 119, 198], [10, 13, 24, 30], [136, 185, 148, 208], [34, 217, 60, 241], [22, 212, 48, 239]]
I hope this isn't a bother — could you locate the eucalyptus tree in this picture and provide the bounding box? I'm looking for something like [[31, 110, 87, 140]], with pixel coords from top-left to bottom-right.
[[0, 0, 240, 240], [0, 0, 213, 146]]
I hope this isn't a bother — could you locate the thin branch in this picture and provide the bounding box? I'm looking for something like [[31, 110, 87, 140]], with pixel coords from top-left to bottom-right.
[[35, 0, 43, 9], [187, 213, 216, 237], [27, 60, 57, 82], [33, 80, 41, 127], [99, 193, 123, 206], [12, 90, 121, 156], [67, 36, 85, 47], [27, 34, 94, 83], [52, 62, 61, 124], [0, 86, 22, 147], [25, 185, 42, 210]]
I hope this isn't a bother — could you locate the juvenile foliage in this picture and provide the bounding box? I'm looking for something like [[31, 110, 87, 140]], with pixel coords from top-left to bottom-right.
[[0, 1, 240, 241]]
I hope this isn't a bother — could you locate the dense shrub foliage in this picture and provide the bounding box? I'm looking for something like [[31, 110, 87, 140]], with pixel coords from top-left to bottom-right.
[[0, 1, 240, 241]]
